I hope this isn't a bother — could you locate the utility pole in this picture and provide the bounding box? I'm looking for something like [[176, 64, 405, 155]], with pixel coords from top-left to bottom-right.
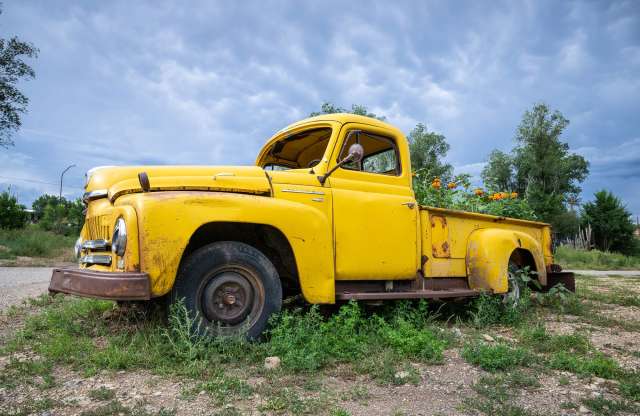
[[59, 164, 76, 200]]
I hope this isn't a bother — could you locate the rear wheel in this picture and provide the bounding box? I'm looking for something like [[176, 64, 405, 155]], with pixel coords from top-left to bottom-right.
[[170, 241, 282, 339]]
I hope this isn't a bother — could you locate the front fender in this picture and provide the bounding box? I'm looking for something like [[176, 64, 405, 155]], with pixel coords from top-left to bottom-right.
[[116, 191, 334, 303], [466, 228, 547, 293]]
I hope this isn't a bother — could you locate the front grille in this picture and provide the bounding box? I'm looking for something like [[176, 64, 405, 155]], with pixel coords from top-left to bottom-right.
[[86, 215, 111, 241]]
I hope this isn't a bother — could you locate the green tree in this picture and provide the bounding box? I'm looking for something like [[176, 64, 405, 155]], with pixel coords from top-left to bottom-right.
[[310, 102, 385, 121], [581, 190, 637, 255], [38, 196, 84, 236], [32, 194, 61, 221], [0, 7, 39, 148], [0, 190, 26, 229], [407, 123, 452, 179], [481, 150, 515, 192], [512, 103, 589, 221]]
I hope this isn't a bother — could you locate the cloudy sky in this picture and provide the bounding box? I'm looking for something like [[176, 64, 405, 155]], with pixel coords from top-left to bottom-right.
[[2, 1, 639, 218]]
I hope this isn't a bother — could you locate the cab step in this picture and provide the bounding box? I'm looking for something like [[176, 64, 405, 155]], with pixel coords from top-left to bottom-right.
[[335, 277, 479, 301]]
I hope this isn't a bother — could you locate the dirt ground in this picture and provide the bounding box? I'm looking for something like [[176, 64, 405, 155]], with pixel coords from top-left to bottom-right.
[[1, 273, 639, 416]]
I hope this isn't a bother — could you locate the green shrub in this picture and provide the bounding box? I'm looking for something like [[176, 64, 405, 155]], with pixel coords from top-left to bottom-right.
[[549, 351, 621, 379], [554, 245, 640, 270], [519, 324, 590, 354], [0, 225, 75, 259], [461, 342, 532, 372], [0, 191, 27, 229]]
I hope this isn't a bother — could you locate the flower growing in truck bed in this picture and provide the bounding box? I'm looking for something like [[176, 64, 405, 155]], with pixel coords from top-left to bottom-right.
[[413, 170, 537, 221]]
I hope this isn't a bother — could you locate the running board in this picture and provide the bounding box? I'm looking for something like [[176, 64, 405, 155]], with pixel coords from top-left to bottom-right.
[[335, 277, 479, 301], [336, 288, 479, 301]]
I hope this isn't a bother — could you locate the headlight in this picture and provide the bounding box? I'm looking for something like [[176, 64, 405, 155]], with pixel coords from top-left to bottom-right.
[[74, 237, 83, 260], [111, 217, 127, 257]]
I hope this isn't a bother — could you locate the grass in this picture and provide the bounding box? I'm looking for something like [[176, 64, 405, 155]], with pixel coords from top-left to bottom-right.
[[555, 245, 640, 270], [2, 270, 639, 415], [0, 225, 75, 261], [461, 342, 532, 372]]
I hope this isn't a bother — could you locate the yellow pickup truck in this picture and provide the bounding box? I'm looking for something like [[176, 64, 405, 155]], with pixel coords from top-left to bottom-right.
[[50, 113, 573, 338]]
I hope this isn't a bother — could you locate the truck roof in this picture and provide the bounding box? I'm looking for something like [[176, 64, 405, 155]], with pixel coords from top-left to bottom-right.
[[272, 113, 403, 137]]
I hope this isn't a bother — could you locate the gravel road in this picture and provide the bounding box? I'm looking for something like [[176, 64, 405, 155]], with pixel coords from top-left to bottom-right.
[[0, 267, 53, 310], [567, 270, 640, 277]]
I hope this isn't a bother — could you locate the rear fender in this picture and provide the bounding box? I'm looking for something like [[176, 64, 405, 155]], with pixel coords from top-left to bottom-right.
[[466, 228, 547, 293]]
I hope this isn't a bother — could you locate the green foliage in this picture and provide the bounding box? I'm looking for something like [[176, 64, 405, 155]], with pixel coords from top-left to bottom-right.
[[549, 351, 622, 379], [554, 245, 640, 270], [267, 301, 448, 371], [518, 324, 590, 354], [461, 342, 532, 372], [0, 225, 75, 259], [407, 123, 453, 179], [309, 102, 385, 121], [481, 103, 589, 232], [0, 190, 27, 229], [482, 150, 515, 192], [512, 103, 589, 221], [413, 172, 537, 220], [580, 396, 638, 416], [38, 195, 84, 236], [581, 190, 637, 255], [88, 386, 116, 401], [469, 268, 534, 327], [0, 8, 39, 148]]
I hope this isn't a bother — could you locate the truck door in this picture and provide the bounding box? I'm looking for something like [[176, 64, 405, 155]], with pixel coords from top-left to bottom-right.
[[328, 124, 418, 280]]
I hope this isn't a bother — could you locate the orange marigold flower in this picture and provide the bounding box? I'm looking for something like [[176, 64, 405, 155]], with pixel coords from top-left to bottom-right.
[[447, 182, 457, 189], [510, 192, 518, 199], [492, 193, 502, 200], [431, 182, 441, 189], [474, 188, 484, 196], [500, 192, 508, 199]]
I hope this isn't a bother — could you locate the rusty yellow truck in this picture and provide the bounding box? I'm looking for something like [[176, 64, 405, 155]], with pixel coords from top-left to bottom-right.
[[50, 113, 573, 338]]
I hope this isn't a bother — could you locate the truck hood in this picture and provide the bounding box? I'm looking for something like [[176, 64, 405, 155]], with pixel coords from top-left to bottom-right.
[[84, 165, 272, 202]]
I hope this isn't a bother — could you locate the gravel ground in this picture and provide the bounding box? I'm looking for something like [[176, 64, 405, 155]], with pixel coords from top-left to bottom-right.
[[0, 267, 54, 311], [567, 270, 640, 277]]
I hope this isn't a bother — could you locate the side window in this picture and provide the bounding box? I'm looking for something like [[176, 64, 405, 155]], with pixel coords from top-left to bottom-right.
[[339, 131, 400, 176]]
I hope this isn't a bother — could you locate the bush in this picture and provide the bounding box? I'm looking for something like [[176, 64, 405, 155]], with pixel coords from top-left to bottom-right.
[[0, 191, 27, 229], [0, 225, 76, 259], [554, 245, 640, 270], [38, 196, 84, 236]]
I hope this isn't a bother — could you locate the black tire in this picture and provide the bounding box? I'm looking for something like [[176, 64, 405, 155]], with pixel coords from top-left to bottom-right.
[[170, 241, 282, 340]]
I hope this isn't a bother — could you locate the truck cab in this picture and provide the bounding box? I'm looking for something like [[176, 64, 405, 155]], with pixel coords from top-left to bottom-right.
[[50, 114, 572, 338]]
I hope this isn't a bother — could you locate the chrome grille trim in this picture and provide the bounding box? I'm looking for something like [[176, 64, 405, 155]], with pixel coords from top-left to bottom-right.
[[82, 239, 110, 250], [83, 189, 108, 204], [80, 254, 112, 266], [86, 215, 111, 241]]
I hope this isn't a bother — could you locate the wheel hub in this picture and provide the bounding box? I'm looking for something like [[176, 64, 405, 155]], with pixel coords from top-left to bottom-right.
[[202, 271, 254, 325]]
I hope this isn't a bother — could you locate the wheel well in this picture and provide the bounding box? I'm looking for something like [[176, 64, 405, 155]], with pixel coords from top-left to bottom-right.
[[509, 248, 537, 272], [181, 222, 300, 296]]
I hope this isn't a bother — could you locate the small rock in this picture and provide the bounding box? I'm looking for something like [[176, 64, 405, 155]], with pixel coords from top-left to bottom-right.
[[264, 356, 281, 370], [452, 328, 462, 338], [394, 371, 410, 380], [579, 405, 591, 414], [482, 334, 495, 342], [152, 391, 162, 397]]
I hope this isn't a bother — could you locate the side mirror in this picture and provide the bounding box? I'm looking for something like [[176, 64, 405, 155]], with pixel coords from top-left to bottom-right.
[[317, 132, 365, 185], [345, 143, 364, 164]]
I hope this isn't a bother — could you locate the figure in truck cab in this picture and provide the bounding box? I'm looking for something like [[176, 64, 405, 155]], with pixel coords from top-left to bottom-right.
[[49, 114, 574, 339]]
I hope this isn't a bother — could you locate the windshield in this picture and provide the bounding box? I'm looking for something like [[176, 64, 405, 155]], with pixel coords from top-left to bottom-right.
[[260, 127, 332, 171]]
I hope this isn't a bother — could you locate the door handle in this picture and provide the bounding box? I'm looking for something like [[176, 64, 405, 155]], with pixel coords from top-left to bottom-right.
[[402, 201, 416, 209]]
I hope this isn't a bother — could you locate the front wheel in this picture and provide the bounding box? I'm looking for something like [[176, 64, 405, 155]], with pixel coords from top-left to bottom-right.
[[170, 241, 282, 340]]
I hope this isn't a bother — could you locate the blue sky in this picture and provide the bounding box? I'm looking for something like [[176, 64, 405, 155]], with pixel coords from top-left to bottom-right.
[[2, 1, 639, 219]]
